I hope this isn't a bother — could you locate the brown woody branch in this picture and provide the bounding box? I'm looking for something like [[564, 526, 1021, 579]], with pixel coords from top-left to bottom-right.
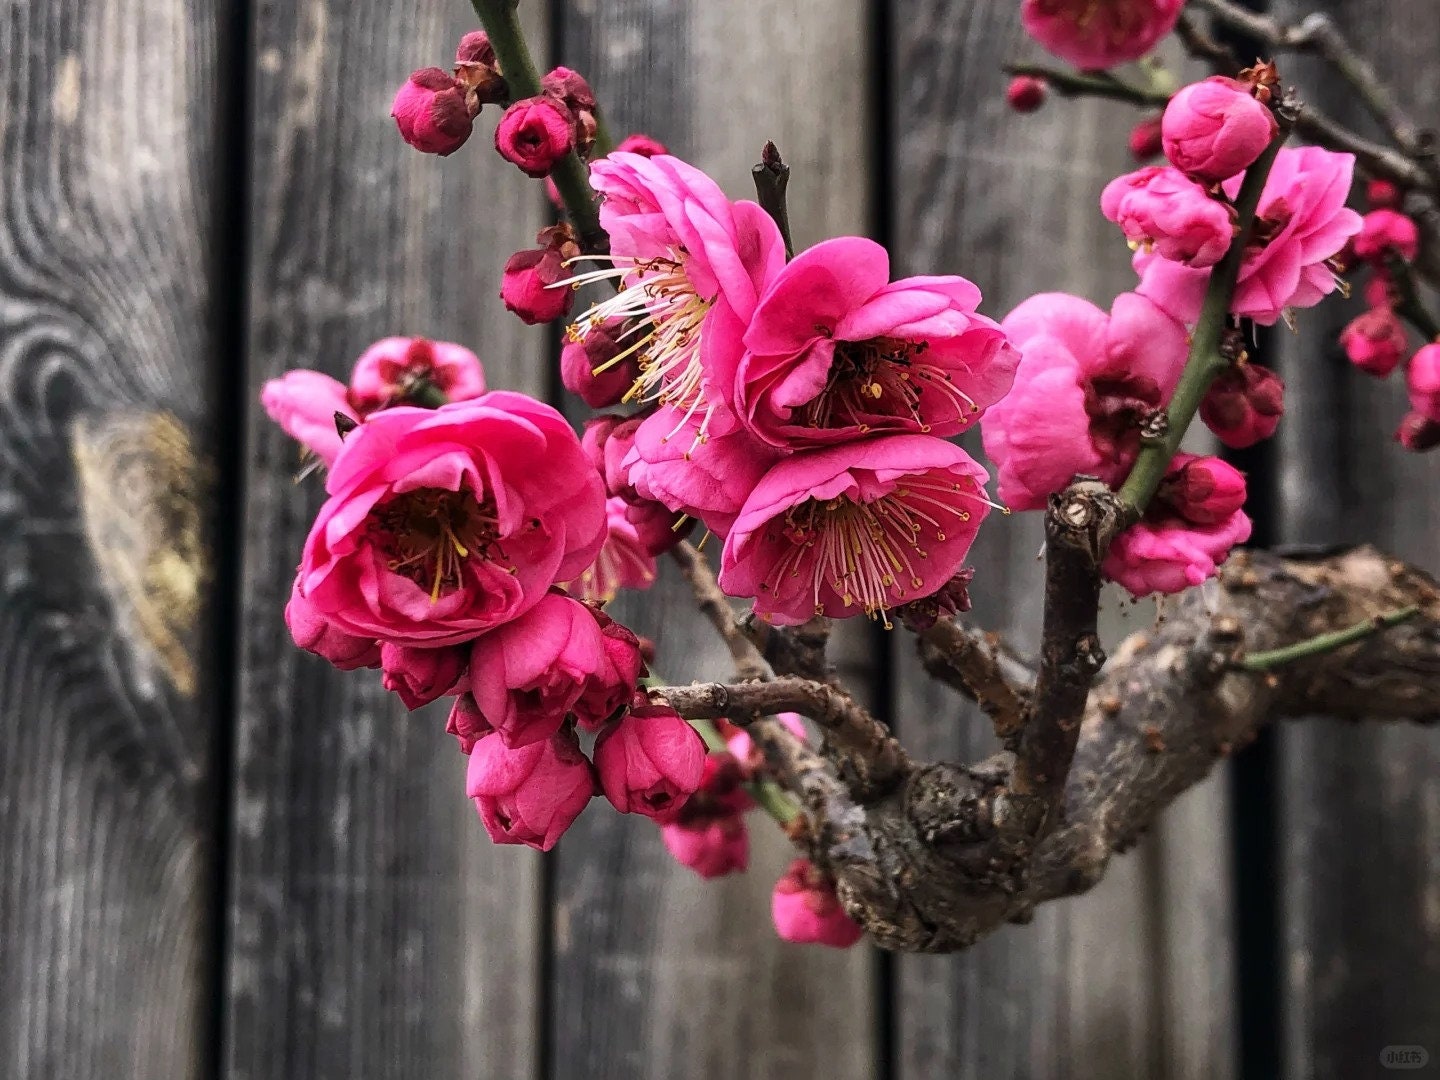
[[670, 541, 770, 682], [782, 546, 1439, 952], [916, 619, 1032, 739]]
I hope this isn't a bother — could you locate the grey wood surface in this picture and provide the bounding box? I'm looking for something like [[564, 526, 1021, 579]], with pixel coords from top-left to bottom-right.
[[0, 0, 230, 1075], [224, 4, 549, 1077], [886, 4, 1237, 1078], [549, 3, 879, 1078], [1272, 2, 1440, 1076]]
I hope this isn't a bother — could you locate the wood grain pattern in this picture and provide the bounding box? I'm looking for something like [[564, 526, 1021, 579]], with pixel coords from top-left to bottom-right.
[[1271, 3, 1440, 1075], [886, 3, 1236, 1077], [224, 4, 549, 1077], [548, 3, 878, 1078], [0, 0, 229, 1075]]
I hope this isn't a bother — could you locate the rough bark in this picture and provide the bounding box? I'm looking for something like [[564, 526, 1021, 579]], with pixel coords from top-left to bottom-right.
[[667, 545, 1439, 953]]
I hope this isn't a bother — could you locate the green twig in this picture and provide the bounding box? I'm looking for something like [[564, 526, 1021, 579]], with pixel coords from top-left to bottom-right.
[[468, 0, 609, 253], [1116, 127, 1289, 517], [1240, 606, 1420, 671], [1003, 63, 1170, 108], [689, 716, 801, 826]]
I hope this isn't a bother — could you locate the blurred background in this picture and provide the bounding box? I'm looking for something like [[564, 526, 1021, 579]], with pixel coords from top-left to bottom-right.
[[2, 0, 1437, 1077]]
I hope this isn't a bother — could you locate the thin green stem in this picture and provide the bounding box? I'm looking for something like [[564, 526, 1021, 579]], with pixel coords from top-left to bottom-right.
[[1116, 130, 1288, 517], [688, 717, 801, 827], [469, 0, 608, 252], [1240, 606, 1420, 671], [752, 142, 794, 259], [402, 377, 449, 409], [1003, 63, 1170, 108]]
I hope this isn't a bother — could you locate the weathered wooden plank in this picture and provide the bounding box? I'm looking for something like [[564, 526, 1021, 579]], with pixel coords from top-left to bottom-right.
[[887, 4, 1236, 1077], [548, 2, 878, 1078], [1271, 3, 1440, 1075], [224, 5, 549, 1077], [0, 0, 228, 1075]]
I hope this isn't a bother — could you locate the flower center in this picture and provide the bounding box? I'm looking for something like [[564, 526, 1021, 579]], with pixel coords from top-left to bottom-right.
[[762, 478, 985, 627], [563, 254, 716, 433], [799, 336, 978, 433], [1084, 373, 1162, 459], [368, 487, 509, 601]]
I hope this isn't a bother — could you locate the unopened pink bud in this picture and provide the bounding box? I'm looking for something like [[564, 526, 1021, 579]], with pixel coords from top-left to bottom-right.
[[1160, 454, 1247, 526], [501, 224, 580, 325], [455, 30, 494, 66], [495, 95, 574, 177], [1352, 209, 1421, 264], [392, 67, 475, 156], [615, 133, 668, 157], [466, 731, 595, 851], [446, 692, 492, 755], [561, 317, 638, 407], [1396, 410, 1440, 452], [593, 703, 705, 820], [1367, 179, 1402, 209], [771, 859, 864, 948], [1199, 364, 1285, 448], [1101, 165, 1235, 267], [380, 642, 468, 710], [1020, 0, 1183, 70], [1006, 75, 1047, 113], [1407, 343, 1440, 422], [1128, 114, 1164, 161], [1162, 76, 1278, 183], [1340, 308, 1409, 377], [660, 815, 749, 879]]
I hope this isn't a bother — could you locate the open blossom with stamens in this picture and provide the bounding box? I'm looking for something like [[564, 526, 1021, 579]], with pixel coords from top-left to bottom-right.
[[295, 393, 605, 647], [1136, 147, 1361, 327], [718, 435, 994, 626], [1020, 0, 1184, 70], [721, 236, 1019, 450], [564, 497, 658, 603], [980, 291, 1189, 509], [262, 337, 485, 465], [563, 153, 786, 442]]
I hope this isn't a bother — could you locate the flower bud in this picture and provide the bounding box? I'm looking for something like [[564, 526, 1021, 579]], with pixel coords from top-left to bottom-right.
[[1407, 343, 1440, 422], [542, 67, 597, 154], [1128, 114, 1164, 162], [391, 68, 475, 156], [1161, 76, 1278, 183], [660, 815, 749, 879], [593, 703, 705, 820], [380, 642, 468, 710], [1367, 178, 1402, 209], [624, 497, 692, 557], [495, 94, 575, 177], [615, 133, 669, 157], [1396, 410, 1440, 452], [453, 30, 506, 107], [1352, 209, 1421, 264], [771, 859, 864, 948], [466, 731, 595, 851], [446, 692, 492, 755], [561, 317, 639, 407], [455, 30, 494, 66], [1005, 75, 1047, 113], [1340, 308, 1409, 377], [1199, 363, 1285, 448], [1020, 0, 1183, 70], [1159, 454, 1247, 526], [501, 224, 579, 325], [726, 712, 808, 773], [1101, 166, 1235, 268]]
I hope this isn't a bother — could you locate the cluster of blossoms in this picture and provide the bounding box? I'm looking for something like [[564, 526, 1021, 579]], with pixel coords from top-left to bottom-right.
[[1339, 180, 1440, 450], [988, 60, 1360, 596]]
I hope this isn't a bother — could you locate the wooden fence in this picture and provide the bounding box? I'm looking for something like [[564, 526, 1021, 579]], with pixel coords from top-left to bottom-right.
[[2, 0, 1437, 1076]]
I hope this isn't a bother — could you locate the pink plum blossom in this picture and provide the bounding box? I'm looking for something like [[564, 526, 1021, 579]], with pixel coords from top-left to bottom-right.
[[1341, 308, 1409, 377], [466, 731, 595, 851], [564, 497, 658, 603], [1161, 77, 1278, 183], [392, 68, 474, 156], [502, 225, 580, 325], [718, 435, 993, 626], [494, 95, 574, 177], [723, 236, 1020, 450], [262, 370, 356, 467], [561, 317, 641, 408], [284, 574, 380, 670], [1101, 166, 1235, 268], [295, 394, 605, 647], [1408, 343, 1440, 422], [379, 642, 468, 710], [1020, 0, 1183, 70], [660, 815, 749, 879], [349, 337, 485, 413], [771, 859, 864, 948], [980, 291, 1189, 509], [565, 153, 786, 441], [593, 701, 706, 820], [1353, 208, 1421, 264], [467, 591, 639, 747], [1136, 147, 1361, 327]]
